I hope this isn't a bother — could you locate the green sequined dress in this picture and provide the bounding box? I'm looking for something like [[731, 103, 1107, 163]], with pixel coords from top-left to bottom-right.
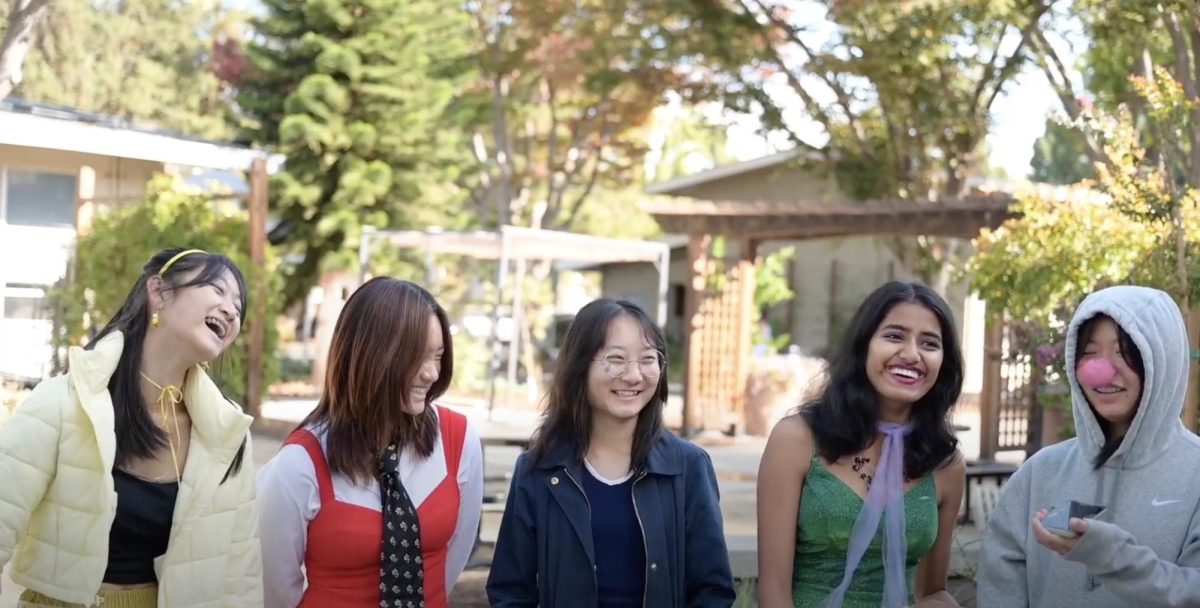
[[791, 457, 939, 608]]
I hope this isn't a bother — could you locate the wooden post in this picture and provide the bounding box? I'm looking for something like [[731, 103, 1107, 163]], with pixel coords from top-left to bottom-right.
[[75, 165, 96, 235], [978, 319, 1003, 460], [245, 158, 268, 419], [785, 256, 797, 342], [1186, 308, 1200, 432], [682, 234, 709, 437]]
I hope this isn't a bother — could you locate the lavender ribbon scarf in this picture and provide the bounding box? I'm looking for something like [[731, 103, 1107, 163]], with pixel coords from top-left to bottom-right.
[[821, 421, 914, 608]]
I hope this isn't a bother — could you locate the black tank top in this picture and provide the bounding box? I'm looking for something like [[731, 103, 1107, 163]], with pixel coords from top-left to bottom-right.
[[103, 468, 179, 584]]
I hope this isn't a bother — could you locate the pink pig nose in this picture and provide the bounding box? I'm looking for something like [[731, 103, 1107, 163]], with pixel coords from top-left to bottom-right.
[[1077, 358, 1117, 388]]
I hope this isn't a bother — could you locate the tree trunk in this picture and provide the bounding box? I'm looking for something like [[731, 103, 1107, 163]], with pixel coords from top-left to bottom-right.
[[0, 0, 51, 99]]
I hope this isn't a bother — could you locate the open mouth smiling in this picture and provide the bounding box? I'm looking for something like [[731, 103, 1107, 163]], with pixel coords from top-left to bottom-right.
[[205, 316, 229, 340], [887, 366, 924, 383]]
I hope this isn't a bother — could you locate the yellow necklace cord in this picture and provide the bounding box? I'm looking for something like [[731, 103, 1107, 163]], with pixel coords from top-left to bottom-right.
[[139, 371, 184, 483]]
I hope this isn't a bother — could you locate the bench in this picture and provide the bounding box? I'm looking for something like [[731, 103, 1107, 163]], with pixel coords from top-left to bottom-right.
[[960, 460, 1018, 524], [471, 436, 531, 563]]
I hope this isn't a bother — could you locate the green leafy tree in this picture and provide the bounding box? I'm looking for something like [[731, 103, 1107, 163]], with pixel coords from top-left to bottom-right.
[[675, 0, 1052, 201], [459, 0, 690, 234], [648, 105, 737, 185], [0, 0, 51, 99], [8, 0, 239, 138], [661, 0, 1055, 293], [238, 0, 473, 306], [1030, 118, 1097, 184], [970, 65, 1200, 429], [446, 0, 706, 396], [49, 175, 284, 404]]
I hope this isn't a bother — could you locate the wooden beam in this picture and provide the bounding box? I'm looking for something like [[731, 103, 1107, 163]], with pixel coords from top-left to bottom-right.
[[653, 209, 1012, 240], [245, 158, 268, 419]]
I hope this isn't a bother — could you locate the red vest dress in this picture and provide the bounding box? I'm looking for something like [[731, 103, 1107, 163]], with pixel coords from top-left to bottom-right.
[[284, 407, 468, 608]]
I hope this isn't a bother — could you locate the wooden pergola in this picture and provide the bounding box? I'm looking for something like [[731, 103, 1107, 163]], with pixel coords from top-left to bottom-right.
[[644, 194, 1016, 436]]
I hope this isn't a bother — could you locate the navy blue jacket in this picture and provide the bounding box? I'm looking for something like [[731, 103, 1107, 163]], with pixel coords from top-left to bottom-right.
[[486, 431, 736, 607]]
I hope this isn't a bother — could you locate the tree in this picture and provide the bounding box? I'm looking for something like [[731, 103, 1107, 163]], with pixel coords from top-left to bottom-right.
[[677, 0, 1052, 201], [238, 0, 473, 307], [647, 103, 737, 184], [1031, 0, 1199, 190], [1030, 117, 1097, 184], [658, 0, 1056, 294], [970, 66, 1200, 428], [6, 0, 239, 138], [450, 0, 702, 397], [458, 1, 692, 234], [0, 0, 50, 99]]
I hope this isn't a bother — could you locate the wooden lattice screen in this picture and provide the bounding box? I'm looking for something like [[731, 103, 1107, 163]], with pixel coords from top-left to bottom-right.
[[682, 235, 756, 435], [980, 318, 1042, 458]]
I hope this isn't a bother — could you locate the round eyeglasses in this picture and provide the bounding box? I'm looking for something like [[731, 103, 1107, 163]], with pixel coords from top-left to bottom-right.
[[594, 354, 663, 379]]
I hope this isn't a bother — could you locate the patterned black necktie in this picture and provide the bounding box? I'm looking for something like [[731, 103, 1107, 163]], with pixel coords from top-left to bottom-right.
[[378, 442, 425, 608]]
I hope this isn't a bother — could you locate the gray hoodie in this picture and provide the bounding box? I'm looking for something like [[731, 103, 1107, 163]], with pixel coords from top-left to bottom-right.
[[978, 286, 1200, 607]]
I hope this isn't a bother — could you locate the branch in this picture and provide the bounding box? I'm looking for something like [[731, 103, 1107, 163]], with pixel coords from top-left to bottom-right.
[[1162, 6, 1200, 187], [472, 6, 516, 227], [1191, 10, 1200, 98], [1029, 27, 1111, 167], [744, 0, 870, 154], [878, 102, 907, 187], [470, 131, 501, 225], [1163, 7, 1197, 103], [1190, 10, 1200, 186], [560, 132, 607, 231], [548, 96, 609, 218], [544, 77, 561, 204], [0, 0, 52, 98], [969, 0, 1056, 113]]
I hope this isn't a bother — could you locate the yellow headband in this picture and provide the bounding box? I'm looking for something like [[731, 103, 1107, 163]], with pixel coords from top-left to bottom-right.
[[158, 249, 207, 276]]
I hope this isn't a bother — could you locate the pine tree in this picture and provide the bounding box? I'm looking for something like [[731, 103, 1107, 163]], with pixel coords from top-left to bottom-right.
[[239, 0, 471, 306]]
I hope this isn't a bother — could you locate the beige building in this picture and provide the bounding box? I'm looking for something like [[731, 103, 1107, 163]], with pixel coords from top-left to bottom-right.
[[0, 98, 278, 381]]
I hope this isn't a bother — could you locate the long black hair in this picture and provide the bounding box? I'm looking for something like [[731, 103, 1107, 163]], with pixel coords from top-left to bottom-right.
[[801, 281, 962, 480], [1073, 313, 1144, 469], [86, 248, 249, 479], [528, 299, 668, 471]]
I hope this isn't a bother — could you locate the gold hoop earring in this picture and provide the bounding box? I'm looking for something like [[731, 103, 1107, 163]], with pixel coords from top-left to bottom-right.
[[151, 311, 160, 327]]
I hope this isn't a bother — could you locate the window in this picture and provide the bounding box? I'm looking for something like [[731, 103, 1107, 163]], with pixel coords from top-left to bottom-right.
[[4, 169, 77, 227], [3, 286, 48, 320]]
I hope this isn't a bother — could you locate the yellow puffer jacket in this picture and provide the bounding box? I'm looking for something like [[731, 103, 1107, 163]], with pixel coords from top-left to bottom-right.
[[0, 331, 262, 606]]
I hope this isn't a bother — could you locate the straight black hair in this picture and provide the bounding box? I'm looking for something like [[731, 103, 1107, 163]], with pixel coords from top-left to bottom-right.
[[86, 248, 249, 481]]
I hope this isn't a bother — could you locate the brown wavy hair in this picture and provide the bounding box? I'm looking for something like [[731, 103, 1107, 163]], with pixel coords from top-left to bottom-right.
[[299, 277, 453, 483]]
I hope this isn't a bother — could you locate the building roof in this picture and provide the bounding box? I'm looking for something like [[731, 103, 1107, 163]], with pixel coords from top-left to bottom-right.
[[644, 148, 810, 195], [0, 97, 283, 172]]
